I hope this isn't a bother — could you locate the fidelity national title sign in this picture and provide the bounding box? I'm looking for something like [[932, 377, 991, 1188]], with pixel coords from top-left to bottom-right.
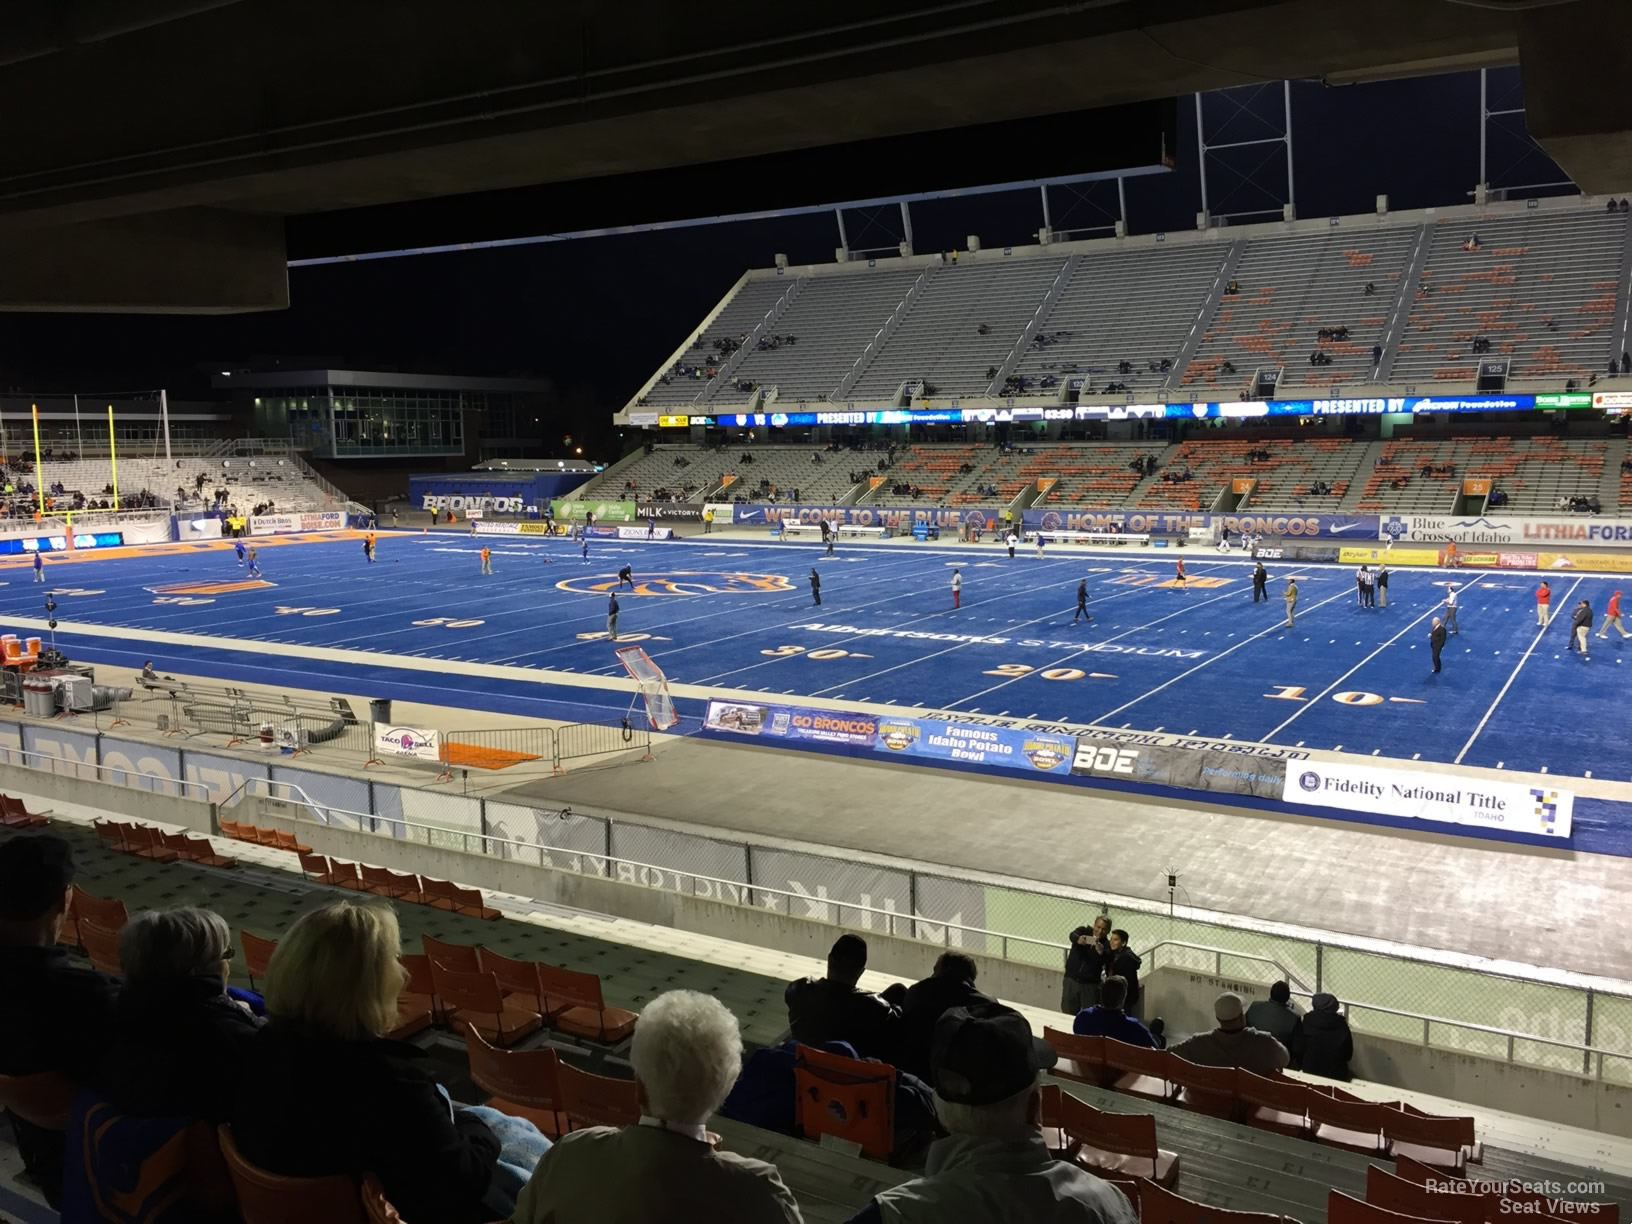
[[1284, 760, 1572, 840]]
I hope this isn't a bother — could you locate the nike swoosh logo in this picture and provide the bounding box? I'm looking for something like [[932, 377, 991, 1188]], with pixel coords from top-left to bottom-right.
[[1327, 523, 1367, 533]]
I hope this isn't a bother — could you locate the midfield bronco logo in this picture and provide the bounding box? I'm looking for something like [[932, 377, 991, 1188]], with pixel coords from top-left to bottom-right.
[[555, 571, 794, 596]]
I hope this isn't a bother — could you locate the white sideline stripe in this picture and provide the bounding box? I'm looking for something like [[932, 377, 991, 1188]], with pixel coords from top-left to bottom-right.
[[1454, 576, 1584, 765]]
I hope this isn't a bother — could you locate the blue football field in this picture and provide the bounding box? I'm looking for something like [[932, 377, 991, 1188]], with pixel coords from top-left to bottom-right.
[[0, 530, 1626, 781]]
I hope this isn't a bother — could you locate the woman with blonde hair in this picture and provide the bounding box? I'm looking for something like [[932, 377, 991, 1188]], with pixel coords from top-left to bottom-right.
[[230, 899, 540, 1221]]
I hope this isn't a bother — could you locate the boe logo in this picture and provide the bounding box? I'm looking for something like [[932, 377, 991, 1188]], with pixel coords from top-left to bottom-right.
[[1075, 746, 1139, 775]]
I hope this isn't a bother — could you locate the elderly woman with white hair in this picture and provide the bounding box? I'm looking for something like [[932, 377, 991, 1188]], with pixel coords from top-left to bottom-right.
[[512, 989, 803, 1224], [101, 905, 262, 1122]]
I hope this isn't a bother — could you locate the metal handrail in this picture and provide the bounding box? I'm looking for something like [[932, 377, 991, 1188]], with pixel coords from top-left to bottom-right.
[[0, 745, 214, 801], [233, 783, 1632, 1075]]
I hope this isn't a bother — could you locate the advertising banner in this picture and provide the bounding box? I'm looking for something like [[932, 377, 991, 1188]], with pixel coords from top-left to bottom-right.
[[372, 725, 442, 762], [250, 511, 345, 535], [1024, 509, 1379, 540], [474, 520, 568, 538], [409, 472, 591, 517], [614, 525, 675, 540], [1380, 514, 1632, 547], [736, 504, 1002, 531], [558, 500, 636, 523], [638, 503, 704, 521], [704, 503, 735, 525], [872, 716, 1075, 775], [1070, 740, 1285, 799], [1284, 760, 1572, 839], [1539, 551, 1632, 574], [704, 700, 877, 747], [1338, 546, 1440, 566], [183, 517, 224, 541], [704, 700, 1076, 776]]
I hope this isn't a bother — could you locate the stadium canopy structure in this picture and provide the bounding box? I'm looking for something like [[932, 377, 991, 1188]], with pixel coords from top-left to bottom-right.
[[0, 0, 1628, 313]]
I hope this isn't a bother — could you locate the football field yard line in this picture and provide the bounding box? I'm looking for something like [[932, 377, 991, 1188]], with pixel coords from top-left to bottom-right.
[[1454, 576, 1582, 765], [831, 563, 1242, 703], [1260, 592, 1461, 743], [1087, 582, 1359, 725], [693, 556, 1100, 687]]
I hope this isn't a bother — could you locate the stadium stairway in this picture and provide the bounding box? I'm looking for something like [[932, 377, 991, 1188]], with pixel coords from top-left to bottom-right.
[[5, 806, 1631, 1222]]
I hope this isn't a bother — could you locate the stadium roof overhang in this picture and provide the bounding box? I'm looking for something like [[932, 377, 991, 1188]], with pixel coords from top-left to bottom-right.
[[0, 0, 1625, 312]]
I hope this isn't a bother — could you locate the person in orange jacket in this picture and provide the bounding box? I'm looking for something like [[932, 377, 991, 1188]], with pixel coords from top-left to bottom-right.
[[1598, 590, 1629, 639], [1536, 580, 1551, 627]]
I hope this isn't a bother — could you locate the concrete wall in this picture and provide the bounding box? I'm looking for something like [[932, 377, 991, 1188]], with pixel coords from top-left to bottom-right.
[[254, 797, 1063, 1011], [12, 767, 216, 835], [1147, 967, 1632, 1137]]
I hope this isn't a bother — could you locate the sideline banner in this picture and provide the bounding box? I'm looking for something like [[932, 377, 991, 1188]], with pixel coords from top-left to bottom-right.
[[1380, 514, 1632, 547], [559, 500, 636, 523], [1284, 760, 1572, 839], [474, 521, 567, 537], [702, 700, 1077, 775], [372, 725, 442, 763], [615, 525, 674, 540], [736, 504, 1002, 531], [250, 511, 345, 535], [704, 503, 735, 525], [1338, 546, 1440, 566], [638, 503, 704, 521], [1071, 740, 1286, 799], [1539, 551, 1632, 574], [1025, 510, 1379, 540]]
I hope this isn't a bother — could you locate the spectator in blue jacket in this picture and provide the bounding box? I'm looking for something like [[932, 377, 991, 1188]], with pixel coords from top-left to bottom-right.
[[1071, 977, 1161, 1048]]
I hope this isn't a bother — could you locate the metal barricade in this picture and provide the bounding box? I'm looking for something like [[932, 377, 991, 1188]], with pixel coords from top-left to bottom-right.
[[553, 718, 650, 773]]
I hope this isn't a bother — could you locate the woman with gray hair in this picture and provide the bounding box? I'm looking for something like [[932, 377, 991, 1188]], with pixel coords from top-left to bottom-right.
[[101, 906, 261, 1122], [513, 989, 803, 1223]]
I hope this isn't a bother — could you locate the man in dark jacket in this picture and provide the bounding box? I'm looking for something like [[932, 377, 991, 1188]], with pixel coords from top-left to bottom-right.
[[1429, 616, 1446, 673], [1244, 980, 1302, 1050], [0, 835, 120, 1207], [1072, 976, 1162, 1048], [786, 934, 903, 1064], [100, 906, 262, 1122], [1107, 929, 1143, 1016], [898, 953, 993, 1079], [1061, 914, 1112, 1015], [1570, 599, 1593, 657], [1292, 993, 1354, 1080], [1251, 561, 1267, 602]]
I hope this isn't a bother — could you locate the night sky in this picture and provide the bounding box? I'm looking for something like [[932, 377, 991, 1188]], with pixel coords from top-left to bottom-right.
[[0, 67, 1567, 456]]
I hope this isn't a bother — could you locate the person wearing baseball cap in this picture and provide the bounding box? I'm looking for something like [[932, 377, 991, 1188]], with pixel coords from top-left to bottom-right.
[[848, 1003, 1135, 1224], [1168, 992, 1289, 1077], [0, 834, 121, 1206]]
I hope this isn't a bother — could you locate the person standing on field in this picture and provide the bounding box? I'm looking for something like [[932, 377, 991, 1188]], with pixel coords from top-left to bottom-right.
[[607, 591, 620, 641], [1429, 616, 1446, 673], [1597, 590, 1628, 639], [1536, 580, 1551, 627], [1283, 577, 1299, 628], [1442, 583, 1460, 635], [1570, 599, 1592, 657], [1073, 579, 1090, 624], [1376, 564, 1389, 609], [810, 568, 821, 607], [1005, 532, 1017, 560], [1252, 561, 1267, 603], [480, 545, 493, 575], [951, 568, 962, 609]]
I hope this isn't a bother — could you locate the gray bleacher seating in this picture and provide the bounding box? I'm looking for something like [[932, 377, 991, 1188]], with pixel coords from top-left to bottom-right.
[[642, 278, 794, 408], [849, 257, 1068, 400], [728, 268, 924, 403], [1012, 243, 1231, 398], [1392, 211, 1629, 386], [1183, 228, 1418, 395]]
